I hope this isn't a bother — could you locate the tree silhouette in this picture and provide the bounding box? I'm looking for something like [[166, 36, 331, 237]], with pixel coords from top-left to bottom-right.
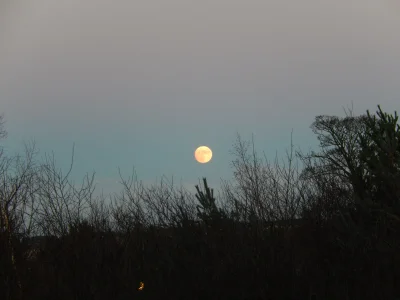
[[1, 105, 400, 299], [358, 105, 400, 208]]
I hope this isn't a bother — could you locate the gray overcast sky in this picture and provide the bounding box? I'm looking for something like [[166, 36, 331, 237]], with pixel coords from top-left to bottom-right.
[[1, 0, 399, 196]]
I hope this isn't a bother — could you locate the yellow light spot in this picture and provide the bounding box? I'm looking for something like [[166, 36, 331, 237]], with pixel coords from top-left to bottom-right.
[[138, 281, 144, 291]]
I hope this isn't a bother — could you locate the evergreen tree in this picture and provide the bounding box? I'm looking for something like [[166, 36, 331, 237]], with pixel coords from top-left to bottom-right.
[[358, 105, 400, 210], [195, 178, 226, 225]]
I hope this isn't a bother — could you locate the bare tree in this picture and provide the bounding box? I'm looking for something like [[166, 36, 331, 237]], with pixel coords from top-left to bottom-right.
[[0, 140, 40, 300], [224, 133, 270, 223], [223, 131, 306, 228], [261, 131, 308, 224], [34, 144, 96, 237], [140, 176, 197, 229], [109, 167, 147, 233], [110, 167, 197, 232], [86, 192, 113, 233], [296, 104, 373, 209]]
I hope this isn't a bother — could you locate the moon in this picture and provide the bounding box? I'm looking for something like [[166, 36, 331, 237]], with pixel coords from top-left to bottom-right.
[[194, 146, 212, 164]]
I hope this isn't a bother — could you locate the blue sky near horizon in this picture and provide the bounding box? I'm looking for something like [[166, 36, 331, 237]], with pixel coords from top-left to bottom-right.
[[1, 0, 400, 197]]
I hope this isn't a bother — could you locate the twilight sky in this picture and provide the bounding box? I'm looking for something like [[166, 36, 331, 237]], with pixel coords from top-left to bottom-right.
[[1, 0, 399, 197]]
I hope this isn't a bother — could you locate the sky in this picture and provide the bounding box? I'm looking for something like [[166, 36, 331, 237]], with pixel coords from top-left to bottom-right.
[[1, 0, 400, 197]]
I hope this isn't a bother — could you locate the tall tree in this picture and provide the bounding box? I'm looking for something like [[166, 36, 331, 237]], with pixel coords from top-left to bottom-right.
[[296, 105, 373, 209], [358, 105, 400, 209]]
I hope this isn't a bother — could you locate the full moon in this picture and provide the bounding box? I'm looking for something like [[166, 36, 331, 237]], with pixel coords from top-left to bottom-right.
[[194, 146, 213, 164]]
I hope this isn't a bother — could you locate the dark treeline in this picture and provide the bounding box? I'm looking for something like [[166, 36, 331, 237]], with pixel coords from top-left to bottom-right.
[[0, 105, 399, 300]]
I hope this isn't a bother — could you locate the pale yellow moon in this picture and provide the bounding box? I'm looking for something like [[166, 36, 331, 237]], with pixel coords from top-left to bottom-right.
[[194, 146, 212, 164]]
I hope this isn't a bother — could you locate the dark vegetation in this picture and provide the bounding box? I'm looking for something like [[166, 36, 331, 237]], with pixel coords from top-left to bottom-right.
[[1, 105, 400, 300]]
